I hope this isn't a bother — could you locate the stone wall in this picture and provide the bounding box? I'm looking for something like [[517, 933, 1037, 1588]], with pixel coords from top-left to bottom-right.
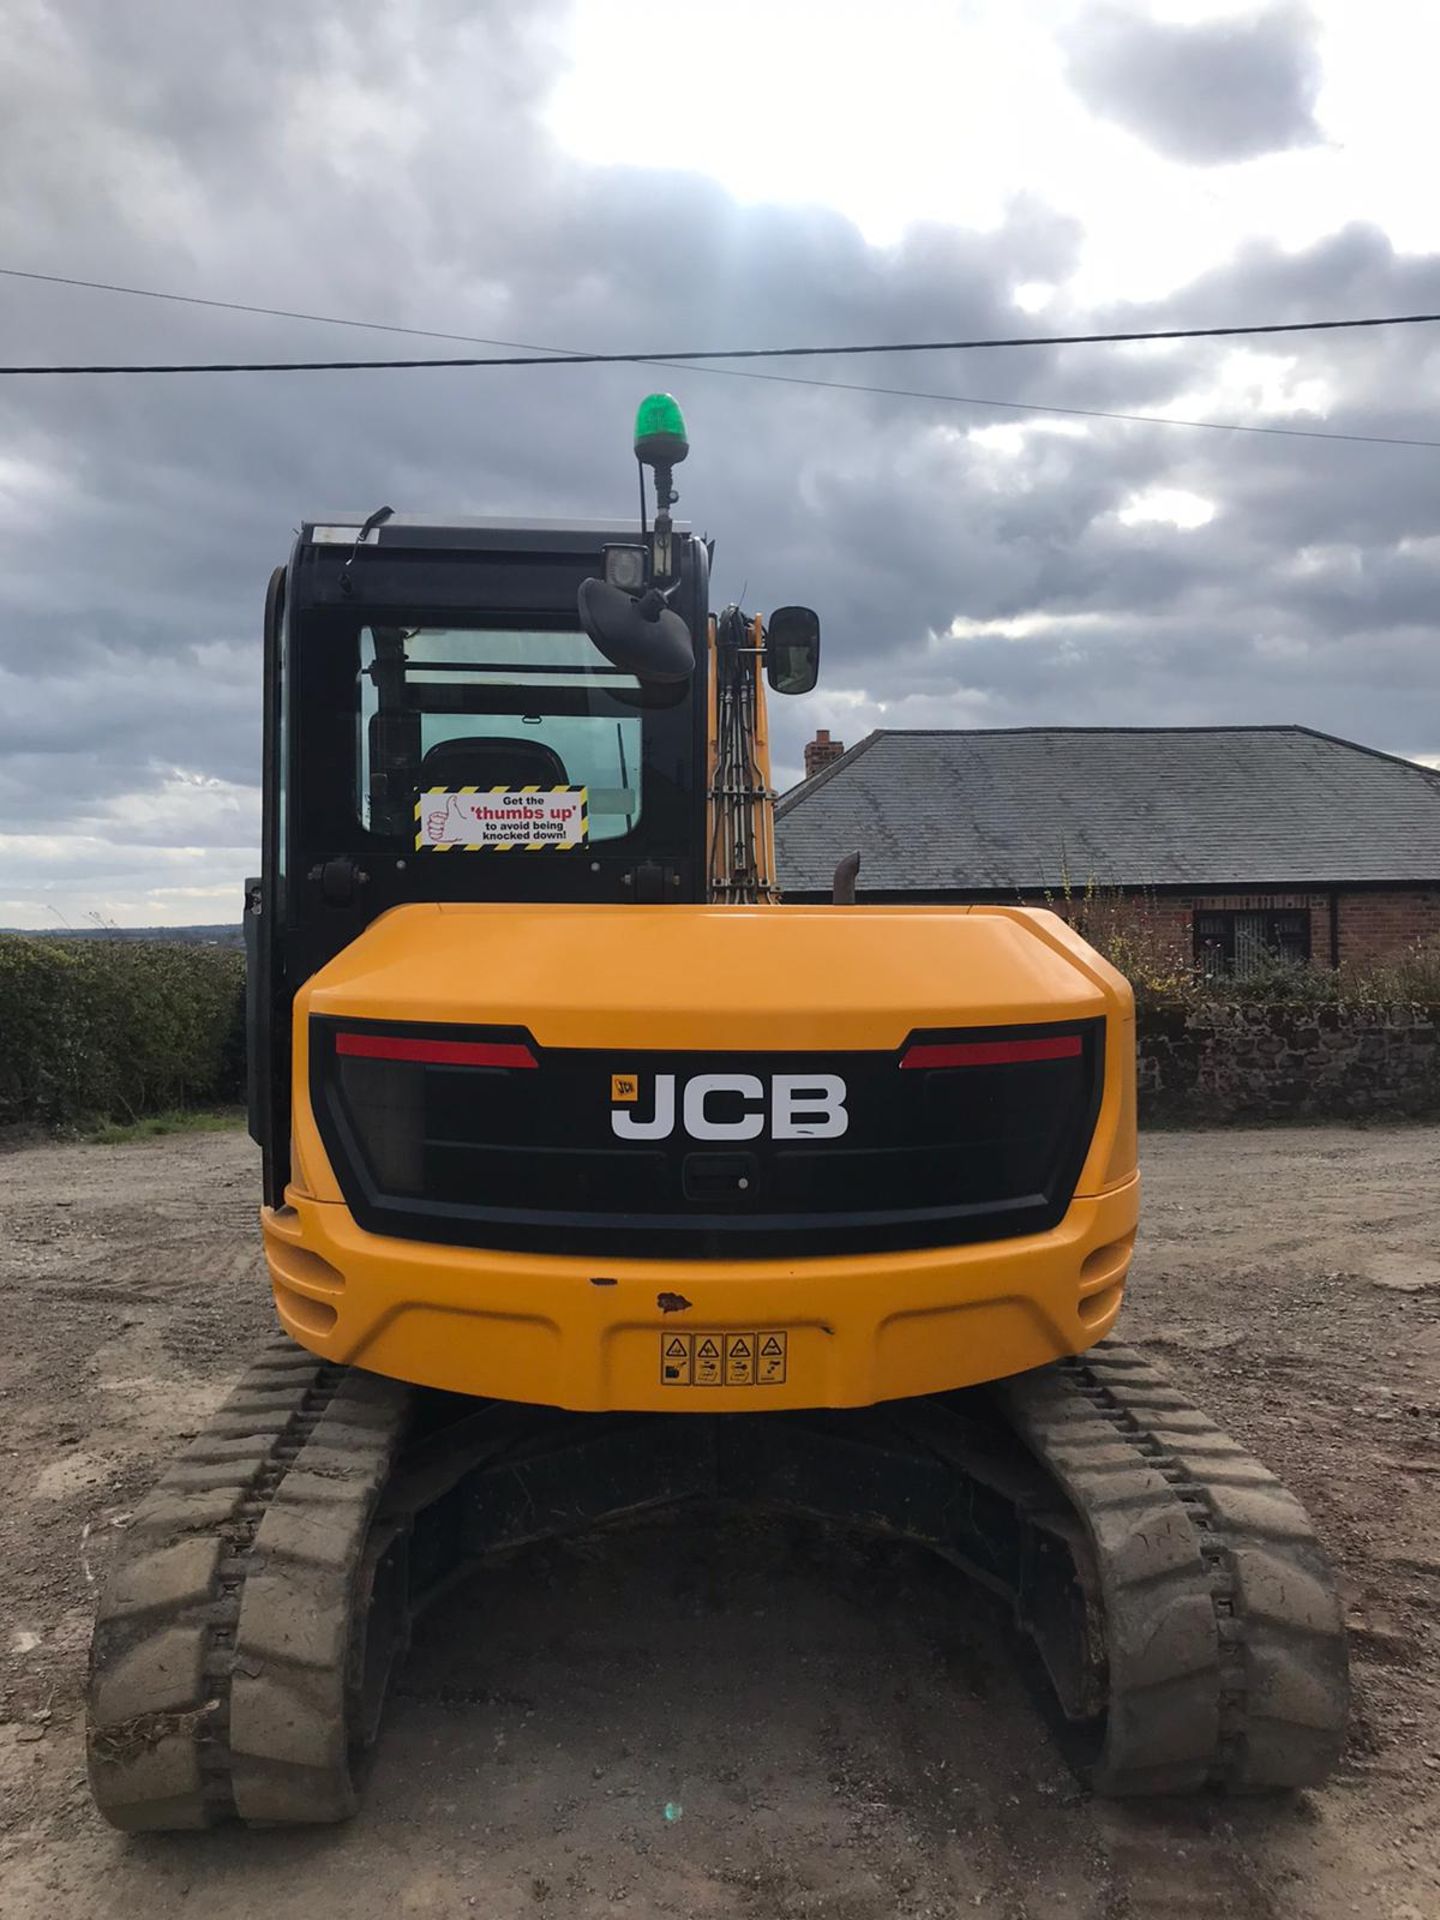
[[1137, 1001, 1440, 1123]]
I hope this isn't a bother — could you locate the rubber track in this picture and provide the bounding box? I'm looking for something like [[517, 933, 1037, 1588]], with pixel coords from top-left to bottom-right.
[[87, 1338, 412, 1831], [997, 1340, 1348, 1794]]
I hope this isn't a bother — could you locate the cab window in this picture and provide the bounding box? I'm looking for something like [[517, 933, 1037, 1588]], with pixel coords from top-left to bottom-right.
[[357, 626, 643, 843]]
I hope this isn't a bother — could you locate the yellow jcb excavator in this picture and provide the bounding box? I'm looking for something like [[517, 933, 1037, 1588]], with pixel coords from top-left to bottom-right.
[[86, 395, 1347, 1829]]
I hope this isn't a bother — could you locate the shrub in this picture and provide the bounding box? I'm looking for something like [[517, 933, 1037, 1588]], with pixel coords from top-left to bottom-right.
[[0, 934, 245, 1129], [1043, 881, 1194, 1005]]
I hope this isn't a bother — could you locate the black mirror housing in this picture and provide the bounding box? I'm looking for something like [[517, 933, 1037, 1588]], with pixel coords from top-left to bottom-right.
[[578, 578, 695, 684], [765, 606, 821, 696]]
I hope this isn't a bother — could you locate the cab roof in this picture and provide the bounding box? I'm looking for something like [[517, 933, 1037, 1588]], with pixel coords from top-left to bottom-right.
[[302, 514, 690, 554]]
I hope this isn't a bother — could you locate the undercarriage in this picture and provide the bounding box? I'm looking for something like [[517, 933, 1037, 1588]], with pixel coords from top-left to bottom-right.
[[87, 1339, 1348, 1829]]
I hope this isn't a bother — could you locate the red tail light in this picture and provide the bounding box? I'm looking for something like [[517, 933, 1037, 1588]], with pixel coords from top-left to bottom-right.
[[900, 1034, 1083, 1071], [335, 1031, 537, 1070]]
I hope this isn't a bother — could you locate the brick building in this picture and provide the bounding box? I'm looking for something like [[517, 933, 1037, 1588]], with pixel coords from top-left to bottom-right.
[[774, 726, 1440, 973]]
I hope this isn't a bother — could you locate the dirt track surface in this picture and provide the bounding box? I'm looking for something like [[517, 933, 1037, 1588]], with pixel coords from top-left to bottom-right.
[[2, 1125, 1439, 1920]]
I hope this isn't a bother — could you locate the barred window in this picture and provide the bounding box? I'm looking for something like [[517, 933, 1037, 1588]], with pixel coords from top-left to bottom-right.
[[1194, 909, 1311, 977]]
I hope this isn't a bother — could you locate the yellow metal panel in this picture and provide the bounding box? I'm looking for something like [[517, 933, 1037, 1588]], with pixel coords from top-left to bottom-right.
[[301, 902, 1116, 1048], [281, 898, 1139, 1409], [263, 1176, 1137, 1412]]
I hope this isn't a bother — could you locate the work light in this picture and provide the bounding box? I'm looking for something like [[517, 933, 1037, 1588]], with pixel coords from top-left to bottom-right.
[[603, 544, 647, 593]]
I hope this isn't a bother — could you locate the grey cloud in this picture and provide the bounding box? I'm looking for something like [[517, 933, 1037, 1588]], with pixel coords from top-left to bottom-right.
[[1066, 5, 1323, 165], [0, 1, 1438, 919]]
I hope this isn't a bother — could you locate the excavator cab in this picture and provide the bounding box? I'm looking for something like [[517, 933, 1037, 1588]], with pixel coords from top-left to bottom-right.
[[246, 508, 720, 1204], [93, 398, 1347, 1834]]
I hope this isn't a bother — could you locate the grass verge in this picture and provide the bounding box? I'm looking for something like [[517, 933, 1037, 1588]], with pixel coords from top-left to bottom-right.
[[86, 1107, 248, 1146]]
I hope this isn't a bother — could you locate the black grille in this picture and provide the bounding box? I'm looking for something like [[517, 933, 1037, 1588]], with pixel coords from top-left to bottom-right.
[[310, 1017, 1104, 1258]]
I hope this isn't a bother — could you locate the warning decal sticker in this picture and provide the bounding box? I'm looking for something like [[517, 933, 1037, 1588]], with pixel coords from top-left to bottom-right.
[[757, 1333, 788, 1384], [724, 1333, 756, 1386], [694, 1336, 723, 1387], [661, 1335, 692, 1386], [659, 1330, 787, 1387], [415, 786, 588, 852]]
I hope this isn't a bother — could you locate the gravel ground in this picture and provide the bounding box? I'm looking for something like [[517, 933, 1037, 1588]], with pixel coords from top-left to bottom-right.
[[1, 1122, 1438, 1920]]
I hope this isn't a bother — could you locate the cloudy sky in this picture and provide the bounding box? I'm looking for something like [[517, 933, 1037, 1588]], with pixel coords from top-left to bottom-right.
[[2, 0, 1438, 925]]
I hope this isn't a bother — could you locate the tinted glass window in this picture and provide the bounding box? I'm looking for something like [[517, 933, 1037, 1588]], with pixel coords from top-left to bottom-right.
[[357, 626, 643, 843]]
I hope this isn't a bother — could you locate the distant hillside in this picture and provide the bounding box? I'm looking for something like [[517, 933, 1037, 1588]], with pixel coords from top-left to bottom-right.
[[2, 924, 245, 950]]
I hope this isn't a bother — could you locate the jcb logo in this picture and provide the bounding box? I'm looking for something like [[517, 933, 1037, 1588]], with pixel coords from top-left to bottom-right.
[[610, 1072, 849, 1141]]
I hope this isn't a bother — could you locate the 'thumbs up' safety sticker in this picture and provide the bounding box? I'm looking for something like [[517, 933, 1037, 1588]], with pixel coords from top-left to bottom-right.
[[415, 786, 589, 852]]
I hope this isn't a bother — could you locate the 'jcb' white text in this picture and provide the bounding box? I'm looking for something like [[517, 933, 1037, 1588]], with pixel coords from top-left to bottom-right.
[[610, 1073, 848, 1141]]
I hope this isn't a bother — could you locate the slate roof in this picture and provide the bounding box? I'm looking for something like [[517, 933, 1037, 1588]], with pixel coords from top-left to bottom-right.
[[774, 727, 1440, 894]]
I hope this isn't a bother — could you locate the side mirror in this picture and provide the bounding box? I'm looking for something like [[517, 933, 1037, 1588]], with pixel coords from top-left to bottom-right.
[[765, 606, 820, 696], [578, 578, 695, 683]]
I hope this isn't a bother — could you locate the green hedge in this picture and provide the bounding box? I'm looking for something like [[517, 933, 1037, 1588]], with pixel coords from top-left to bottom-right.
[[0, 935, 246, 1129]]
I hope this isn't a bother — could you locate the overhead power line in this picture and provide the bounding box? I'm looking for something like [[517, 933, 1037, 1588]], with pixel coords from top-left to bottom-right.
[[0, 265, 578, 357], [2, 264, 1437, 449], [1, 296, 1439, 377], [0, 263, 778, 400], [7, 264, 1438, 363], [737, 367, 1440, 449]]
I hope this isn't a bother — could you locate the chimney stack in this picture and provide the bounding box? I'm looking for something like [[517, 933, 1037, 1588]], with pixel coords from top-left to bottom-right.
[[804, 728, 844, 779]]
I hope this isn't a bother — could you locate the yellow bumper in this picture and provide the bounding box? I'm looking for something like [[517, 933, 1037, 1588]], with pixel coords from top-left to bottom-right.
[[261, 1173, 1139, 1412]]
